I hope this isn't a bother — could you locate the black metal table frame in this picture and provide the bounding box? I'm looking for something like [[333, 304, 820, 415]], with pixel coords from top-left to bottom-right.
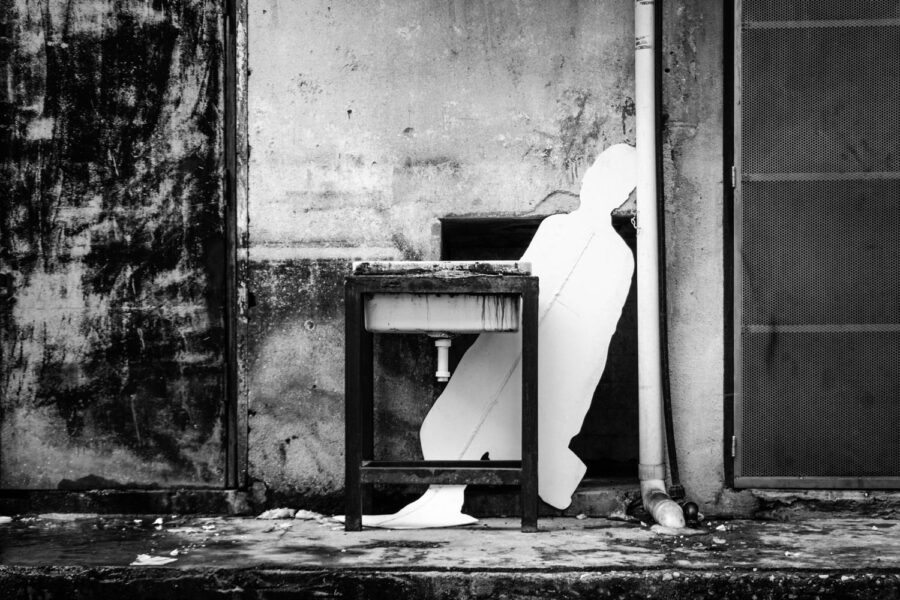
[[344, 274, 539, 532]]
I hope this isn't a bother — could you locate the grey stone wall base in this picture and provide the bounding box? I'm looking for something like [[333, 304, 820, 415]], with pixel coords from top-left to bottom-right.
[[0, 490, 253, 516]]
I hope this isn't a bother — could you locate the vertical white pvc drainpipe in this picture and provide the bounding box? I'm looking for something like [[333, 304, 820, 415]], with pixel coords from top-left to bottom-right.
[[635, 0, 685, 529]]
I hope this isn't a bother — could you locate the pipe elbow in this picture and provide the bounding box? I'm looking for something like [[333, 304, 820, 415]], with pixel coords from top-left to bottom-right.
[[641, 479, 685, 529]]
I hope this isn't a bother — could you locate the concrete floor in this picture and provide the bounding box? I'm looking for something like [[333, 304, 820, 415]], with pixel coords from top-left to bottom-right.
[[2, 512, 900, 598]]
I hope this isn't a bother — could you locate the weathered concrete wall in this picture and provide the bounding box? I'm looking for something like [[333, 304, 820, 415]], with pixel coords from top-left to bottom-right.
[[0, 0, 747, 510], [247, 0, 638, 502], [0, 0, 226, 488], [661, 1, 752, 514]]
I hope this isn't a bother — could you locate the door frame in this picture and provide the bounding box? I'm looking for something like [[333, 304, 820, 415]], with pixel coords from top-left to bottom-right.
[[225, 0, 250, 489]]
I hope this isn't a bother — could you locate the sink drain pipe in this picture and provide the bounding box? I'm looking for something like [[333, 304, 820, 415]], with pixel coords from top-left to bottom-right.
[[635, 0, 685, 529]]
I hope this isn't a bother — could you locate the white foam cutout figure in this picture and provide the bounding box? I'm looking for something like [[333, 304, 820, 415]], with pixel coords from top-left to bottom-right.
[[361, 144, 637, 528]]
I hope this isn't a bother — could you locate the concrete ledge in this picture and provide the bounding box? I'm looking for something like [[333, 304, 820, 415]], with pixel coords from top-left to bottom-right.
[[2, 567, 900, 599], [3, 514, 900, 598]]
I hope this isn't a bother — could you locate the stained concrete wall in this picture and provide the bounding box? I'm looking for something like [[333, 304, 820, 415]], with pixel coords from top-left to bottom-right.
[[246, 0, 745, 513], [0, 0, 742, 512], [246, 0, 641, 505], [0, 0, 740, 512], [660, 0, 752, 514], [0, 0, 226, 489]]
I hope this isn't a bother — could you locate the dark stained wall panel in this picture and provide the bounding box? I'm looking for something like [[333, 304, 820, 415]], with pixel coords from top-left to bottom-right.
[[0, 1, 226, 489]]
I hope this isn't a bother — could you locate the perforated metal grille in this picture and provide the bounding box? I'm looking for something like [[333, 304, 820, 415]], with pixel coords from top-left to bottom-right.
[[741, 332, 900, 477], [742, 26, 900, 174], [742, 180, 900, 326], [738, 2, 900, 482], [744, 1, 900, 23]]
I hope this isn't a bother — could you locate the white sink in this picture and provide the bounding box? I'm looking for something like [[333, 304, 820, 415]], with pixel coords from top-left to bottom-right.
[[364, 293, 520, 333], [353, 261, 531, 334]]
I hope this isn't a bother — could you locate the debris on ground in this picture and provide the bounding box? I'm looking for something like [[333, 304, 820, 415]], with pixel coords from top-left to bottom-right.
[[651, 524, 706, 537], [257, 508, 297, 519], [38, 513, 97, 521], [293, 509, 323, 520], [130, 554, 178, 566], [0, 516, 13, 524], [606, 508, 640, 523], [681, 502, 700, 522]]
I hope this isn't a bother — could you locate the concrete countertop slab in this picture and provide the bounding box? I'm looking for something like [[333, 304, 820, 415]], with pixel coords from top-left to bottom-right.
[[352, 261, 532, 276]]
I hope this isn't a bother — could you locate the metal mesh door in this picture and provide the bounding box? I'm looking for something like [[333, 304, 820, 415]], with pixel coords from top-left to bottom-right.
[[735, 1, 900, 486]]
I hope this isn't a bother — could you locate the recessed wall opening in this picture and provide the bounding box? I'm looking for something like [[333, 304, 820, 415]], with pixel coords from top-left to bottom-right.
[[440, 216, 639, 479]]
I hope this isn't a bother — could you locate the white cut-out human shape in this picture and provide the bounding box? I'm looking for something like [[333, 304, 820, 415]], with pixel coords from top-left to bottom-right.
[[362, 144, 637, 528]]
